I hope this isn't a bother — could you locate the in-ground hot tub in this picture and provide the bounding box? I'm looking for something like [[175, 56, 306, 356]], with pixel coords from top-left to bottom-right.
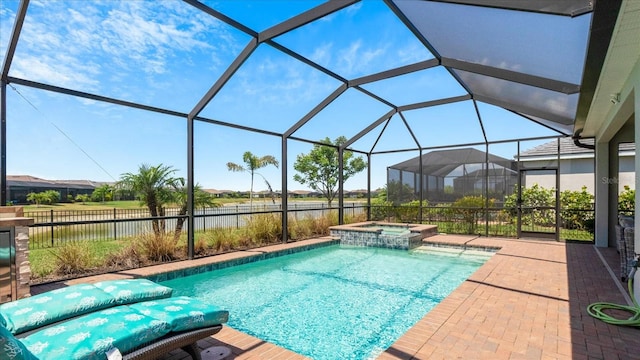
[[329, 221, 437, 250]]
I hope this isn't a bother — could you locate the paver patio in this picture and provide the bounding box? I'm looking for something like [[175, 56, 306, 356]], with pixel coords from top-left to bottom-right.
[[32, 235, 640, 359]]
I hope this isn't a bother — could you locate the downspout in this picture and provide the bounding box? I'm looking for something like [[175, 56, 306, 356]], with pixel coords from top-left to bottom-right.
[[573, 130, 596, 150]]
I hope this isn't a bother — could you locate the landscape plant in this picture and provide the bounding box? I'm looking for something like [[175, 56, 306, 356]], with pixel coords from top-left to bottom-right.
[[118, 163, 217, 241], [385, 180, 416, 205], [242, 213, 282, 244], [170, 177, 219, 241], [51, 241, 93, 275], [452, 195, 494, 234], [370, 197, 394, 221], [503, 184, 555, 226], [104, 243, 146, 270], [118, 163, 179, 237], [227, 151, 279, 209], [559, 186, 594, 230], [137, 232, 179, 262], [619, 185, 635, 215], [75, 194, 90, 204], [26, 190, 60, 206], [293, 136, 366, 206], [397, 199, 428, 223], [91, 184, 114, 202]]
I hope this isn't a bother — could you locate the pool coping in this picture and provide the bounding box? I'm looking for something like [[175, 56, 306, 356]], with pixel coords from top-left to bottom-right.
[[30, 235, 639, 359], [330, 221, 438, 238]]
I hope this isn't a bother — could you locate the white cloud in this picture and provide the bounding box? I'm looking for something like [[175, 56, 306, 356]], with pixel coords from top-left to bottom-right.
[[310, 42, 333, 65], [12, 55, 100, 90], [336, 40, 387, 76], [6, 0, 239, 98]]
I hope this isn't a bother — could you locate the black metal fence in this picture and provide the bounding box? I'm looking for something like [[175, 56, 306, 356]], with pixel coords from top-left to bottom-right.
[[368, 205, 595, 241], [25, 202, 366, 249], [24, 202, 596, 249]]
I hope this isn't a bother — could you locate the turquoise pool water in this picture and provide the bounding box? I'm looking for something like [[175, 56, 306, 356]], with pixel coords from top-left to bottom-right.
[[161, 245, 491, 359]]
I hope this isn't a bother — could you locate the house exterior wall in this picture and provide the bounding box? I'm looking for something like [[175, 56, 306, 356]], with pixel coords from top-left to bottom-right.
[[522, 156, 634, 194]]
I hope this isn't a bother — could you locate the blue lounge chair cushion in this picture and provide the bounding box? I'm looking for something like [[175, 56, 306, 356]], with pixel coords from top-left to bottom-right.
[[0, 285, 116, 335], [0, 279, 173, 336], [20, 306, 171, 360], [0, 325, 38, 360], [128, 296, 229, 332], [92, 279, 173, 305]]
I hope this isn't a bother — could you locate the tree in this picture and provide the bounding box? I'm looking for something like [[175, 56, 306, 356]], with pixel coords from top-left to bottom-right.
[[27, 190, 60, 206], [227, 151, 279, 209], [386, 180, 416, 205], [26, 192, 45, 207], [75, 194, 91, 204], [170, 177, 220, 242], [91, 184, 113, 202], [43, 190, 60, 205], [118, 164, 179, 237], [293, 136, 366, 206]]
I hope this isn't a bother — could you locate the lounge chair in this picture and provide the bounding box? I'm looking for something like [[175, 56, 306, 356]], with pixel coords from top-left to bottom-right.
[[0, 279, 228, 360]]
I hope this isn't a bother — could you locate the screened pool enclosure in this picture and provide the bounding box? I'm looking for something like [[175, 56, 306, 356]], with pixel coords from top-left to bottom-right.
[[0, 0, 621, 254], [387, 148, 518, 204]]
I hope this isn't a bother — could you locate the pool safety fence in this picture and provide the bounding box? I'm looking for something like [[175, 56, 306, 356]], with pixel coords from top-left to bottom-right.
[[23, 203, 595, 248], [24, 203, 365, 249]]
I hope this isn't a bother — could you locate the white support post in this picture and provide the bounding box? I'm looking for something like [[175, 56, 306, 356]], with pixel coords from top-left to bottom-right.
[[634, 77, 640, 302], [594, 141, 610, 248]]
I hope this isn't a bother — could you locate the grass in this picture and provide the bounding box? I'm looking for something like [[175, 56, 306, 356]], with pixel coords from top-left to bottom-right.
[[27, 211, 354, 283], [29, 240, 127, 278]]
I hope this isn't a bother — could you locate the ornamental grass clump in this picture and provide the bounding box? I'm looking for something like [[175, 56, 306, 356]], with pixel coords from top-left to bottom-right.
[[138, 232, 178, 262], [287, 216, 313, 240], [244, 213, 282, 244], [310, 212, 335, 235], [52, 241, 92, 275], [104, 243, 145, 269]]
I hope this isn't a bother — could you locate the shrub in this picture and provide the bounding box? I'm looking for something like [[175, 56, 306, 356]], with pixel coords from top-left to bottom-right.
[[560, 186, 594, 230], [138, 233, 178, 262], [75, 194, 91, 204], [194, 236, 209, 256], [344, 211, 367, 224], [244, 213, 282, 244], [370, 198, 393, 221], [51, 241, 92, 275], [287, 216, 312, 240], [104, 243, 145, 269], [619, 185, 635, 215], [312, 212, 336, 235], [397, 200, 428, 223], [503, 184, 555, 226], [452, 196, 494, 234]]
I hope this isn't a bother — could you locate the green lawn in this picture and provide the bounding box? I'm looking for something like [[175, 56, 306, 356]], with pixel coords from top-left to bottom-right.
[[29, 240, 128, 278]]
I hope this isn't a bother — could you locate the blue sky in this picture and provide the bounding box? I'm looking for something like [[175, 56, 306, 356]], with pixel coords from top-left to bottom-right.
[[0, 0, 579, 192]]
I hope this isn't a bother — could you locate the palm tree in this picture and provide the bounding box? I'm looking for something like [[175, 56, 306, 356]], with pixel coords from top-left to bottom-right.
[[171, 178, 220, 242], [227, 151, 279, 208], [118, 164, 178, 237]]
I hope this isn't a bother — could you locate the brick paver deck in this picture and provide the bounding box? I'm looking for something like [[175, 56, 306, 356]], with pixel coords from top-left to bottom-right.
[[31, 235, 640, 359]]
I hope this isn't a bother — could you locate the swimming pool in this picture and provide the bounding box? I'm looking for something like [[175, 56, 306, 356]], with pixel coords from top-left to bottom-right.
[[161, 245, 491, 359]]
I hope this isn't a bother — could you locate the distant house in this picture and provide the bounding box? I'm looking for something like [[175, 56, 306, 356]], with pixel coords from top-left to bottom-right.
[[518, 138, 635, 194], [345, 189, 370, 198], [202, 189, 237, 198], [387, 148, 517, 203], [288, 190, 312, 198], [6, 175, 106, 204]]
